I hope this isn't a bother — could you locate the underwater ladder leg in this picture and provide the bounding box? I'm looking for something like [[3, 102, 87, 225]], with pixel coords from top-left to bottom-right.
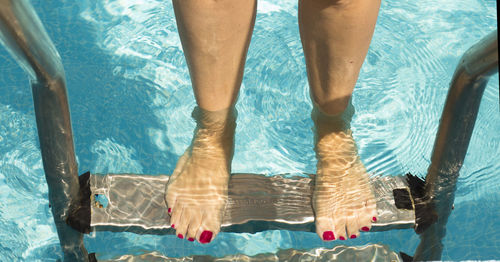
[[413, 30, 498, 261], [0, 0, 88, 261]]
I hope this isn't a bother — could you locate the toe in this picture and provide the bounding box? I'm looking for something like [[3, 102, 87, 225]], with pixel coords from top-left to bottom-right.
[[365, 197, 378, 222], [165, 194, 176, 218], [333, 215, 347, 240], [357, 194, 377, 231], [165, 182, 179, 217], [315, 216, 335, 241], [346, 213, 360, 239], [165, 152, 190, 211], [175, 210, 188, 240], [358, 209, 374, 232], [164, 180, 177, 213], [176, 232, 185, 239], [186, 210, 202, 242], [198, 229, 214, 244], [197, 209, 222, 244], [360, 225, 371, 232], [170, 203, 183, 229]]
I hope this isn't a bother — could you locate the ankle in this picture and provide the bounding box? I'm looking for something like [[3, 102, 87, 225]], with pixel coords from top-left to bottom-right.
[[193, 106, 237, 132], [190, 106, 236, 155]]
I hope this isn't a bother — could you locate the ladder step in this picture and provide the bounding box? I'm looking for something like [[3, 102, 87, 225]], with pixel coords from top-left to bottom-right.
[[91, 244, 404, 261], [70, 173, 416, 234]]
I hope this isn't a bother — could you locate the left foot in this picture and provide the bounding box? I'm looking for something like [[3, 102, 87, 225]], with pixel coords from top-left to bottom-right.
[[312, 104, 377, 241]]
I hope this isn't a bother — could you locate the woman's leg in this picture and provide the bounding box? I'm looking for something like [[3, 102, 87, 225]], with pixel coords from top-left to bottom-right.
[[166, 0, 257, 244], [298, 0, 380, 240]]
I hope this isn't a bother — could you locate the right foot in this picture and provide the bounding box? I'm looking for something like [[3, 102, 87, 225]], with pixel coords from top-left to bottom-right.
[[165, 107, 236, 244], [311, 103, 377, 241]]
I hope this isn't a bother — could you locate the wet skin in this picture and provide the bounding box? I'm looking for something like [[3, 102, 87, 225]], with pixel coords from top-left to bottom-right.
[[165, 107, 236, 243], [165, 104, 377, 243], [168, 0, 380, 244], [312, 104, 377, 240]]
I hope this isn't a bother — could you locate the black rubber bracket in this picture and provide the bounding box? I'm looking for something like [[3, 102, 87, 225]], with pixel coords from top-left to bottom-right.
[[393, 188, 413, 210], [88, 253, 97, 262], [392, 173, 438, 234], [399, 251, 414, 262], [405, 173, 438, 234], [66, 171, 91, 234]]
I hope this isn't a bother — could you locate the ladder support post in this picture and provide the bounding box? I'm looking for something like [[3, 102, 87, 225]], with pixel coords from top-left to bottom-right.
[[415, 30, 498, 261], [0, 1, 88, 261]]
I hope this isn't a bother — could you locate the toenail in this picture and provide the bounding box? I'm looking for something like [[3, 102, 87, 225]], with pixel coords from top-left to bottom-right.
[[339, 236, 346, 240], [372, 216, 377, 222], [361, 226, 370, 232], [177, 234, 183, 239], [322, 231, 335, 241], [171, 224, 175, 228], [188, 237, 195, 242], [350, 235, 357, 239], [200, 231, 213, 244], [168, 208, 171, 213]]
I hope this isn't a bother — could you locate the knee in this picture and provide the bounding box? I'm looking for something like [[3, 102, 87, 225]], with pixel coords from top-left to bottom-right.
[[312, 0, 355, 9], [330, 0, 354, 8], [314, 96, 352, 116]]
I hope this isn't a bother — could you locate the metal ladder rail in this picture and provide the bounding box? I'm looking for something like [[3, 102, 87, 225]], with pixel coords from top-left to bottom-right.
[[0, 0, 417, 260], [0, 1, 418, 260], [414, 30, 498, 261], [0, 0, 88, 261], [1, 0, 497, 260]]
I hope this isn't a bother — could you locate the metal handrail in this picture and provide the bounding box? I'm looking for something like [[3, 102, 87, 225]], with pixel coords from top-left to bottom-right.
[[414, 30, 498, 261], [0, 0, 87, 261], [1, 0, 497, 261]]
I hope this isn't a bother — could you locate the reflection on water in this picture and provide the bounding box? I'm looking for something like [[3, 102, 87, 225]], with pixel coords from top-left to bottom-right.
[[0, 0, 498, 260]]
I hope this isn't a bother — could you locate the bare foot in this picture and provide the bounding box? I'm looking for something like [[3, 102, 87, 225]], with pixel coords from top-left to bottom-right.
[[312, 103, 377, 241], [165, 107, 236, 244]]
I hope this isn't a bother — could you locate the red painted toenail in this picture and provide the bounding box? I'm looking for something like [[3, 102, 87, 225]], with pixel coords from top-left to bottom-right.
[[322, 231, 335, 241], [372, 217, 377, 222], [177, 234, 183, 239], [171, 224, 175, 228], [339, 236, 346, 240], [350, 235, 357, 239], [200, 231, 213, 244], [361, 227, 370, 232], [168, 208, 171, 213], [188, 237, 195, 242]]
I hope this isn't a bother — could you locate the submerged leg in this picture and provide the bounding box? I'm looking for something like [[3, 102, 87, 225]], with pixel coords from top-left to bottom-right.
[[298, 0, 380, 240], [166, 0, 256, 244]]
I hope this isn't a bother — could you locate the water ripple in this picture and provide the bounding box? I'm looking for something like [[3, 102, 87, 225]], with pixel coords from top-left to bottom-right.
[[0, 0, 498, 260]]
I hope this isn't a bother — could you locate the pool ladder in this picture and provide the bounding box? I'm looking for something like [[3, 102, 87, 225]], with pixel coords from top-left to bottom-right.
[[0, 0, 498, 261]]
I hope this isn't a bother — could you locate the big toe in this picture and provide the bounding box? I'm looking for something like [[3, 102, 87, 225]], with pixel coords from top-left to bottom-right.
[[196, 206, 224, 244], [315, 216, 336, 241]]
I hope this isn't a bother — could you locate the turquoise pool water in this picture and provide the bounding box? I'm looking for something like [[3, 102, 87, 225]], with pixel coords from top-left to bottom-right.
[[0, 0, 498, 260]]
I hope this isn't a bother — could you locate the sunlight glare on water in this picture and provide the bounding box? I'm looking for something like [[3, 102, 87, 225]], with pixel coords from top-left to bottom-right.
[[0, 0, 498, 260]]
